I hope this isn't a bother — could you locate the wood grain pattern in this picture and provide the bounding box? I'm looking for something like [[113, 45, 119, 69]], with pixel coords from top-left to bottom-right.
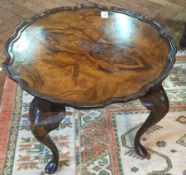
[[3, 6, 176, 107], [0, 0, 185, 105]]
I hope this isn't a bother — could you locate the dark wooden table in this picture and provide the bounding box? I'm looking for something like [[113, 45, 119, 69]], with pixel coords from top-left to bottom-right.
[[3, 5, 176, 174]]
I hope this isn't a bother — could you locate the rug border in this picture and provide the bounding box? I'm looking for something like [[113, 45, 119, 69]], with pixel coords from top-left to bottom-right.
[[0, 77, 16, 173], [2, 85, 22, 175]]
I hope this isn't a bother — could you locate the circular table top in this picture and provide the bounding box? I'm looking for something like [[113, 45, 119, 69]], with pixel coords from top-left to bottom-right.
[[3, 5, 176, 108]]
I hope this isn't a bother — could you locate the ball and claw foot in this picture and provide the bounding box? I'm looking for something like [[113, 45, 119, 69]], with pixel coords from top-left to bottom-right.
[[45, 160, 58, 174]]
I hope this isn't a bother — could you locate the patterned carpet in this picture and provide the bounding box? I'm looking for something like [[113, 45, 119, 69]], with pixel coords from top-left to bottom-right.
[[0, 54, 186, 175]]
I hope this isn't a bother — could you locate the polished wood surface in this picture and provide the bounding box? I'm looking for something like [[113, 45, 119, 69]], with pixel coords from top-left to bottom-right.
[[0, 0, 185, 109], [135, 85, 169, 158], [29, 97, 66, 174], [3, 6, 176, 107]]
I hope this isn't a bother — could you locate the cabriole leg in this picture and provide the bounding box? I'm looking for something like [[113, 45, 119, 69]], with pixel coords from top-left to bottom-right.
[[29, 97, 65, 174], [134, 85, 169, 157]]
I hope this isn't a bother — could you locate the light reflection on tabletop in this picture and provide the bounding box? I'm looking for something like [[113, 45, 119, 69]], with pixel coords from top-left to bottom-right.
[[7, 8, 169, 105], [12, 27, 46, 64], [104, 12, 135, 47]]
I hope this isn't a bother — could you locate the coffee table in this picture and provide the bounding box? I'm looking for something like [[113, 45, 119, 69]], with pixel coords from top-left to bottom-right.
[[3, 4, 176, 174]]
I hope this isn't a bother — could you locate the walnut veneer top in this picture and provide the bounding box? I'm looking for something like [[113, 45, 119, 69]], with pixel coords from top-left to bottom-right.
[[3, 6, 176, 107]]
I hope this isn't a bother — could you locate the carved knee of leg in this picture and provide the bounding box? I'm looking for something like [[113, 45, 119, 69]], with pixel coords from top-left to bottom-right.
[[154, 103, 169, 121], [31, 124, 48, 139]]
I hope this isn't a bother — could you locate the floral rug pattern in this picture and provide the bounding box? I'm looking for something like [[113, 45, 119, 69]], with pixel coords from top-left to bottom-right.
[[1, 56, 186, 175]]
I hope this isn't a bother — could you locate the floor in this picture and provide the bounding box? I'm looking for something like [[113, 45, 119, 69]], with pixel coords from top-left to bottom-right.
[[0, 0, 185, 102]]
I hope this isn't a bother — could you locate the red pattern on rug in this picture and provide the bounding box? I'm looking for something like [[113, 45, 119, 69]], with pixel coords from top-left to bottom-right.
[[0, 77, 16, 171]]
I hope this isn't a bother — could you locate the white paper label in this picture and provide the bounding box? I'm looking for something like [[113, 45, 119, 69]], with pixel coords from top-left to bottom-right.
[[101, 11, 108, 18]]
